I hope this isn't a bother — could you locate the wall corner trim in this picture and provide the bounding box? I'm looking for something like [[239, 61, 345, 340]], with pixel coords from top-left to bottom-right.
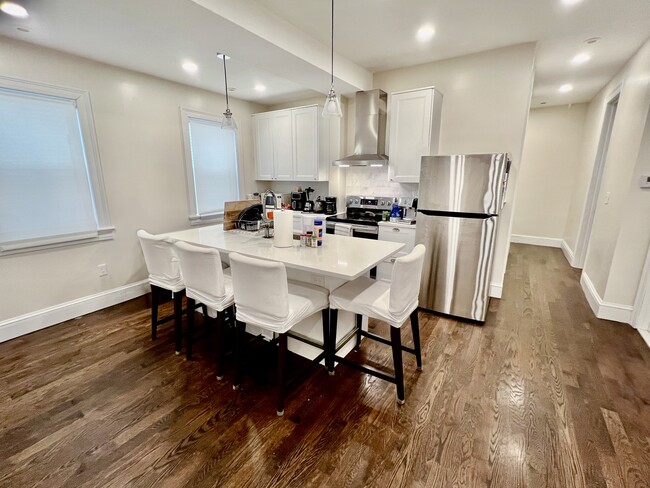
[[579, 272, 634, 325], [489, 282, 503, 299], [0, 280, 150, 343], [510, 234, 563, 248]]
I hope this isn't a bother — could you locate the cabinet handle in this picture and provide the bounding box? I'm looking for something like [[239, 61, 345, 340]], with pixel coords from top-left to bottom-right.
[[392, 227, 400, 232]]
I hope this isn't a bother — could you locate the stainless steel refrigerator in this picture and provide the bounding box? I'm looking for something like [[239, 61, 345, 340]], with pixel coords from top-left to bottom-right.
[[416, 153, 510, 322]]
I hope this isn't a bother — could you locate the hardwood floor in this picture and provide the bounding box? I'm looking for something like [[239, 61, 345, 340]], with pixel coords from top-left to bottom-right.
[[1, 244, 649, 487]]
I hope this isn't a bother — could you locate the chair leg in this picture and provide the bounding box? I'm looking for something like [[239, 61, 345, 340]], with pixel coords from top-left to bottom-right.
[[174, 290, 184, 355], [410, 310, 422, 370], [215, 310, 225, 380], [233, 320, 246, 390], [390, 326, 405, 405], [321, 309, 330, 371], [185, 297, 194, 360], [202, 304, 208, 317], [328, 309, 338, 375], [151, 285, 159, 341], [354, 313, 363, 351], [277, 333, 288, 417]]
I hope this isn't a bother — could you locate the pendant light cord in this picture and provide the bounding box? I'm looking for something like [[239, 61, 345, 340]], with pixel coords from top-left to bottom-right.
[[330, 0, 334, 86], [223, 55, 230, 110]]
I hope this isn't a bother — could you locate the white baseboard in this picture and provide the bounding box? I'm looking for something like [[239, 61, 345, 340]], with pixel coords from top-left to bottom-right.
[[580, 273, 634, 325], [640, 330, 650, 349], [510, 234, 563, 248], [560, 240, 577, 267], [489, 282, 502, 299], [0, 280, 150, 343]]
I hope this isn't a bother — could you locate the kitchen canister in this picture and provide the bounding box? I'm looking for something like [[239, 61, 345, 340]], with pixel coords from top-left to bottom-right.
[[273, 209, 294, 248]]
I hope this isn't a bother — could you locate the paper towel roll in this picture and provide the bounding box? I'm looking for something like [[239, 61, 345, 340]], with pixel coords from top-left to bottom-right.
[[273, 209, 294, 248]]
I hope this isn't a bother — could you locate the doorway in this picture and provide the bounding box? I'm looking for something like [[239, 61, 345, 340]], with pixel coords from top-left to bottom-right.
[[635, 245, 650, 346], [573, 92, 620, 268]]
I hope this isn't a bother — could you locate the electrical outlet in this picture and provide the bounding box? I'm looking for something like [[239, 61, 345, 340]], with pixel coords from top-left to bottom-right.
[[603, 192, 611, 205], [97, 264, 108, 277], [311, 274, 325, 287]]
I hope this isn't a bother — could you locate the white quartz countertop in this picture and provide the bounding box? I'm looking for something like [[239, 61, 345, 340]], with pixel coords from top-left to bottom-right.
[[160, 224, 403, 280]]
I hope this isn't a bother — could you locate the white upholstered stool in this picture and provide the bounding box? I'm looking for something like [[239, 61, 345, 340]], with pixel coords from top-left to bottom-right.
[[137, 230, 185, 353], [174, 242, 235, 377], [228, 252, 330, 416], [329, 244, 426, 404]]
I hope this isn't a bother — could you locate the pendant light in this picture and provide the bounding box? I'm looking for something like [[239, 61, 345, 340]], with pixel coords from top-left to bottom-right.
[[322, 0, 342, 118], [217, 53, 237, 131]]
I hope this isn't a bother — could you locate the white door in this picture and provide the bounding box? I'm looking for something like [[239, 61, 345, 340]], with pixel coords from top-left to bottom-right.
[[389, 89, 433, 183], [271, 111, 294, 180], [253, 115, 274, 180], [292, 106, 319, 180]]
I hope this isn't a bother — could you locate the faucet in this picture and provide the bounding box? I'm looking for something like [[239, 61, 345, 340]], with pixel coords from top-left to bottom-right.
[[261, 189, 277, 238]]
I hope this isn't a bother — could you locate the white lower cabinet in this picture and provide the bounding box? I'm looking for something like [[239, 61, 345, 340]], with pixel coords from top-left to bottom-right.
[[377, 223, 417, 281]]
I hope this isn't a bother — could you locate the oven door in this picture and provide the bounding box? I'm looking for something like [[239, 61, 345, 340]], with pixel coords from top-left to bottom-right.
[[351, 225, 379, 240]]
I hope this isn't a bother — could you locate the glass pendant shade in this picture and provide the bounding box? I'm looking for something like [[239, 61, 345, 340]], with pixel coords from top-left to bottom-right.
[[221, 108, 237, 131], [322, 86, 342, 118]]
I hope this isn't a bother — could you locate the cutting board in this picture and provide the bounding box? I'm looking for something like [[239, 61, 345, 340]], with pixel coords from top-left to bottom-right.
[[223, 199, 260, 230]]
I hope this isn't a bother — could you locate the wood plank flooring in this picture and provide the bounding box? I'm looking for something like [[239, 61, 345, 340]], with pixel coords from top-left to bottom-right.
[[1, 244, 649, 487]]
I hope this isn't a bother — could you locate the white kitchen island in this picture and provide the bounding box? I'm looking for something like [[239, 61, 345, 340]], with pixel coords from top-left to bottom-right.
[[160, 224, 404, 362]]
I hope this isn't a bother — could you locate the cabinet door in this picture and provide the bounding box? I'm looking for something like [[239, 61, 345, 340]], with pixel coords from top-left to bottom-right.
[[389, 89, 433, 183], [292, 106, 319, 180], [271, 111, 294, 180], [253, 115, 274, 180]]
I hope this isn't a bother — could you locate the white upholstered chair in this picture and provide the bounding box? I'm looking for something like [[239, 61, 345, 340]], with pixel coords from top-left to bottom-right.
[[137, 230, 185, 353], [174, 242, 235, 377], [328, 244, 426, 404], [228, 252, 330, 416]]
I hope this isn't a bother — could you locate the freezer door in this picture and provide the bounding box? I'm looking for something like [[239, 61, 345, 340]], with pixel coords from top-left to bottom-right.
[[418, 154, 508, 215], [416, 213, 498, 321]]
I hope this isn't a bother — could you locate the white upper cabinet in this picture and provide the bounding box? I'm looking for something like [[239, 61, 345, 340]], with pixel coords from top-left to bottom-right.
[[252, 105, 335, 181], [388, 87, 443, 183], [292, 106, 319, 180]]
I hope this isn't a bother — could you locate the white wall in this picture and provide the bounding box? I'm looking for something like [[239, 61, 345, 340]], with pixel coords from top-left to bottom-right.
[[369, 43, 536, 296], [512, 104, 588, 240], [0, 37, 265, 323], [564, 37, 650, 310]]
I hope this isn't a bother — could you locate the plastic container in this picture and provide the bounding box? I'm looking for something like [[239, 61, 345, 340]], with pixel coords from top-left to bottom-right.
[[390, 202, 401, 223]]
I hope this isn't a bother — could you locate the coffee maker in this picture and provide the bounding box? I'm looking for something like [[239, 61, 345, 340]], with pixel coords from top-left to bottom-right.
[[324, 197, 337, 215], [291, 191, 307, 211]]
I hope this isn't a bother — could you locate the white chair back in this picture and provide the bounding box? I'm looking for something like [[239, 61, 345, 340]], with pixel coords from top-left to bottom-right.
[[229, 252, 289, 322], [389, 244, 426, 318], [137, 229, 182, 287], [174, 241, 227, 299]]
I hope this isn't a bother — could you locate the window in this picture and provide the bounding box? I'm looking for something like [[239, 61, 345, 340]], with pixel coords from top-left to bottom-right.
[[0, 76, 112, 254], [180, 108, 240, 224]]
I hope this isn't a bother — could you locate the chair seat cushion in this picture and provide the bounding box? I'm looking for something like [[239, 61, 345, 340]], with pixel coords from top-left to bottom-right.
[[186, 270, 234, 313], [149, 274, 185, 293], [236, 280, 329, 334], [329, 276, 415, 328]]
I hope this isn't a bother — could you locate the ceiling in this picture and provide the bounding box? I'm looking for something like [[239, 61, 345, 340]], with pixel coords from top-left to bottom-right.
[[0, 0, 649, 108]]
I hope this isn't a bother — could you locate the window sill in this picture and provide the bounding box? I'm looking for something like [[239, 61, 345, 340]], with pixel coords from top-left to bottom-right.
[[189, 213, 225, 226], [0, 227, 115, 256]]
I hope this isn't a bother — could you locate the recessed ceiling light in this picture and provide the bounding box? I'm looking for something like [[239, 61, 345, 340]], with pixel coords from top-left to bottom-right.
[[561, 0, 583, 6], [559, 84, 573, 93], [182, 61, 198, 74], [571, 52, 591, 65], [0, 2, 29, 18], [216, 53, 231, 60], [416, 25, 435, 43], [254, 84, 266, 92]]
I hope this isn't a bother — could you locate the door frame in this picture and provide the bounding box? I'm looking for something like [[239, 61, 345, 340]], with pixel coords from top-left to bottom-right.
[[573, 89, 621, 268]]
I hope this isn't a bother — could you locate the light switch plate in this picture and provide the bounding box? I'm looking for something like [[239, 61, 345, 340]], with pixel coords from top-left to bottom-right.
[[640, 175, 650, 189]]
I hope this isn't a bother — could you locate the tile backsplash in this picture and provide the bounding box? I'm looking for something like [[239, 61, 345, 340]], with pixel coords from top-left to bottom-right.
[[345, 166, 419, 197]]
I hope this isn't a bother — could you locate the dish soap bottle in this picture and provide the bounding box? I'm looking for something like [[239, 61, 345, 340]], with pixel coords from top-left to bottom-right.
[[390, 201, 401, 222]]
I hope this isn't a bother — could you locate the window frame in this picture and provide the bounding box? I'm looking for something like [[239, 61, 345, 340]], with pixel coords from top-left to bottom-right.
[[0, 75, 113, 256], [180, 107, 242, 225]]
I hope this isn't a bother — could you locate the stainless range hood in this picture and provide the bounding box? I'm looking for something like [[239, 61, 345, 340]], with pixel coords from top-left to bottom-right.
[[334, 89, 388, 167]]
